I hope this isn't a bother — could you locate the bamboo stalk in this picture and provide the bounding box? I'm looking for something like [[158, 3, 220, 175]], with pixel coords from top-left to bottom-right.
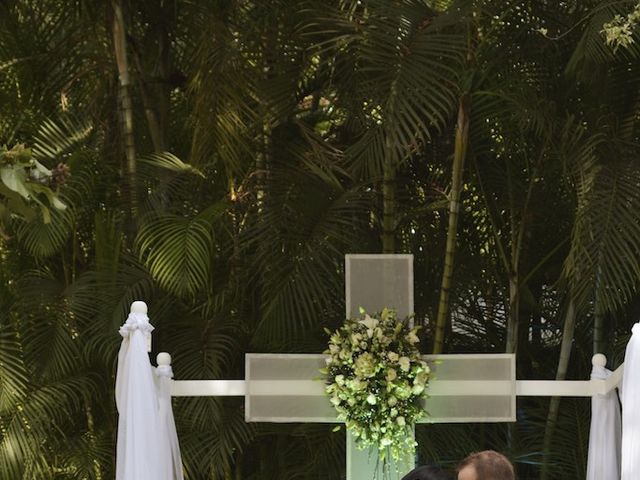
[[382, 155, 396, 254], [433, 94, 470, 354], [112, 0, 137, 219], [505, 273, 519, 353], [541, 296, 577, 480]]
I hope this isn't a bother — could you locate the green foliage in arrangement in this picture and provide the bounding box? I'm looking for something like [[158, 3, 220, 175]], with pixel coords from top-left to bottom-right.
[[323, 309, 428, 469], [1, 0, 640, 479]]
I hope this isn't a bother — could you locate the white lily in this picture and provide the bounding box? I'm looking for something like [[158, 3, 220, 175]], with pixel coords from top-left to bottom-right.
[[358, 314, 379, 331]]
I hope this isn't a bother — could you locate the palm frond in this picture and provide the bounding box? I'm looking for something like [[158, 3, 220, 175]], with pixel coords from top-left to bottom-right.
[[136, 214, 214, 298], [0, 325, 29, 411], [13, 206, 73, 258], [566, 155, 640, 314]]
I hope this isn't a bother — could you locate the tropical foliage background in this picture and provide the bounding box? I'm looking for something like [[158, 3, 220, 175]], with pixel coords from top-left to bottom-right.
[[1, 0, 640, 479]]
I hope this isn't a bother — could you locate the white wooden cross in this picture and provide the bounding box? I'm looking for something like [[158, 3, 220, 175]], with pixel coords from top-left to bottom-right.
[[168, 254, 519, 479]]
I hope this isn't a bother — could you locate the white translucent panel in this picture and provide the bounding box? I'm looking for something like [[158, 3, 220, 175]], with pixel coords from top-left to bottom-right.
[[345, 254, 413, 319], [245, 354, 336, 422], [421, 354, 516, 423], [345, 254, 416, 480], [347, 430, 414, 480], [244, 353, 515, 423]]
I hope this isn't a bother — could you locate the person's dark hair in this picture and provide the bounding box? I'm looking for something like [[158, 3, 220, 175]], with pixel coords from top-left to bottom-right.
[[457, 450, 514, 480], [401, 464, 452, 480]]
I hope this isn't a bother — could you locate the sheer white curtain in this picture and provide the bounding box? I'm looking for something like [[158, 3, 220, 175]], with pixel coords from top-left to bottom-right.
[[116, 303, 183, 480], [586, 356, 621, 480], [621, 323, 640, 480], [156, 354, 184, 480]]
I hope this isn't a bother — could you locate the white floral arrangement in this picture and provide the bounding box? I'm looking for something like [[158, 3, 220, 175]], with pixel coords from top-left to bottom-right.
[[321, 308, 430, 467]]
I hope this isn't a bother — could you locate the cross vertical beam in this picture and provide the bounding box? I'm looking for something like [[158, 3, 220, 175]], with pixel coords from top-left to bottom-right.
[[345, 254, 415, 480]]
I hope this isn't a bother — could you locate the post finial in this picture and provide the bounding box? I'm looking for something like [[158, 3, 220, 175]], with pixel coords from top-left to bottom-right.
[[592, 353, 607, 368], [130, 301, 148, 315], [157, 352, 171, 366]]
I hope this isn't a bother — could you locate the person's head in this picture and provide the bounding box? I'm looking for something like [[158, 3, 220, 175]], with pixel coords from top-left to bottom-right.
[[401, 464, 452, 480], [457, 451, 514, 480]]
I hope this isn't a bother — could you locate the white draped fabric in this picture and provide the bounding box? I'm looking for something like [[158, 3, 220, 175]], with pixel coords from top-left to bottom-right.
[[116, 303, 184, 480], [586, 357, 621, 480], [621, 323, 640, 480], [156, 355, 184, 480]]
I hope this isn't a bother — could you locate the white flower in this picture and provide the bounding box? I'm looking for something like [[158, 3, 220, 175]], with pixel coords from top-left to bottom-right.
[[330, 395, 341, 406], [399, 356, 411, 372], [412, 384, 425, 395], [350, 333, 362, 345], [366, 393, 377, 405], [381, 437, 392, 446], [336, 374, 345, 386], [359, 314, 379, 331], [390, 408, 398, 417], [386, 369, 397, 382], [396, 382, 411, 399], [352, 378, 366, 391], [387, 352, 399, 362], [355, 352, 376, 378], [329, 344, 340, 354], [405, 330, 420, 344], [388, 396, 397, 407], [396, 416, 406, 426]]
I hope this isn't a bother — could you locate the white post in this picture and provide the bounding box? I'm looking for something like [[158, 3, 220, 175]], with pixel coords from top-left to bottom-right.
[[130, 300, 151, 352], [586, 353, 621, 480], [155, 351, 185, 480]]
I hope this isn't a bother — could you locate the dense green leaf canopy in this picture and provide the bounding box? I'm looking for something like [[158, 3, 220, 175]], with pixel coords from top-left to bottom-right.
[[1, 1, 640, 479]]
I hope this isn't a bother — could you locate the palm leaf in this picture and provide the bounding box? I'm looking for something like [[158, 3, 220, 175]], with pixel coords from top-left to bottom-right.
[[565, 148, 640, 314], [136, 214, 214, 298], [13, 206, 73, 258]]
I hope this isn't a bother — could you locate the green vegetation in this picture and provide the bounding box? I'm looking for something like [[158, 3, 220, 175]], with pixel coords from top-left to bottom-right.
[[1, 1, 639, 478]]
